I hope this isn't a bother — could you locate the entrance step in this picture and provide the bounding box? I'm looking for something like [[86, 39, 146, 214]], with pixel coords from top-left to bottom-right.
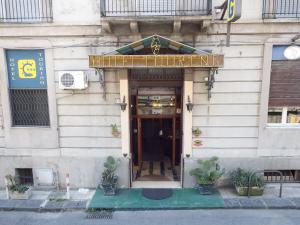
[[132, 181, 181, 189]]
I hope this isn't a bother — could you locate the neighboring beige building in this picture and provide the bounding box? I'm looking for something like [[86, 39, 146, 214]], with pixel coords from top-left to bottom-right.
[[0, 0, 300, 189]]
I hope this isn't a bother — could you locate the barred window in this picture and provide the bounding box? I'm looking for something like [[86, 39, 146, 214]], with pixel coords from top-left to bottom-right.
[[10, 89, 50, 126]]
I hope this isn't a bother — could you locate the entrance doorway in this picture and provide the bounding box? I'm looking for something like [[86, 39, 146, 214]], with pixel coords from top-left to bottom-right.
[[129, 69, 183, 187]]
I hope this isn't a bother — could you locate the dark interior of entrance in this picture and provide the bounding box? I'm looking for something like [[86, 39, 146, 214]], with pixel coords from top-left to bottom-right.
[[130, 69, 183, 182]]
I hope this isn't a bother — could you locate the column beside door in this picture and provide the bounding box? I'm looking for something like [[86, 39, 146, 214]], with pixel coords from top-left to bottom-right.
[[119, 69, 130, 156], [182, 69, 193, 157]]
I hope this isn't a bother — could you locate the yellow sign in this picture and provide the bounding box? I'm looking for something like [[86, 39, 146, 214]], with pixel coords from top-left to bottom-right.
[[89, 55, 224, 68], [18, 59, 37, 79]]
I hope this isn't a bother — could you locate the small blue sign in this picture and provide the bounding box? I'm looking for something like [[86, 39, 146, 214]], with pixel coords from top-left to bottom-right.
[[6, 49, 47, 89], [272, 45, 288, 60]]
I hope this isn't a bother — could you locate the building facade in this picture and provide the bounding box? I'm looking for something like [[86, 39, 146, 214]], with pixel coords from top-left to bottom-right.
[[0, 0, 300, 189]]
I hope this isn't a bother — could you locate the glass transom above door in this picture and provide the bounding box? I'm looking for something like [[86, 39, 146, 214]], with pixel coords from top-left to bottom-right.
[[137, 95, 179, 115]]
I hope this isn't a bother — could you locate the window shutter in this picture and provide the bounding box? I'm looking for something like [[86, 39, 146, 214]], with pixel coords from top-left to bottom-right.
[[269, 60, 300, 107]]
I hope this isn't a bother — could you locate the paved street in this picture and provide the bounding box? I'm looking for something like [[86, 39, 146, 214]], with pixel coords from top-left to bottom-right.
[[1, 210, 300, 225]]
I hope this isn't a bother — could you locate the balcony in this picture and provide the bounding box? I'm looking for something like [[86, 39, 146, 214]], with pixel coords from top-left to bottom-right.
[[100, 0, 211, 17], [263, 0, 300, 19], [0, 0, 53, 23], [100, 0, 212, 35]]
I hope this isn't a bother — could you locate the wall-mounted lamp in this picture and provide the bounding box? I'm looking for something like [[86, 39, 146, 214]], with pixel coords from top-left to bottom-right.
[[117, 96, 127, 111], [123, 153, 128, 158], [186, 96, 194, 112], [186, 154, 190, 158], [284, 45, 300, 60]]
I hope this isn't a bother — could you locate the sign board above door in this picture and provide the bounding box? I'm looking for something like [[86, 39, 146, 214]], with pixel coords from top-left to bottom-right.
[[89, 55, 224, 68]]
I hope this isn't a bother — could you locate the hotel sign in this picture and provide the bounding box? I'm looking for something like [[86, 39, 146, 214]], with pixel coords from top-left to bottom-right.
[[6, 49, 47, 89], [89, 55, 224, 68], [227, 0, 242, 22]]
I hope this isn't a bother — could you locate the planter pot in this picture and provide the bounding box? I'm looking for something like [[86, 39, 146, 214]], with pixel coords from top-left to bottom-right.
[[112, 131, 120, 138], [193, 140, 203, 147], [9, 187, 32, 200], [235, 186, 264, 196], [193, 132, 201, 137], [101, 179, 118, 196], [196, 184, 215, 195]]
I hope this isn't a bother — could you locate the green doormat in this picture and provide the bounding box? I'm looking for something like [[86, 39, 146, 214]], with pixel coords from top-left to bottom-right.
[[89, 188, 225, 210]]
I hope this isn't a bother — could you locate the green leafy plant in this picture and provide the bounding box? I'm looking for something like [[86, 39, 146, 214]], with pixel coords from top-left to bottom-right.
[[111, 124, 120, 137], [189, 157, 224, 185], [192, 128, 202, 137], [5, 175, 29, 193], [102, 156, 120, 184], [101, 156, 120, 196], [230, 168, 264, 188]]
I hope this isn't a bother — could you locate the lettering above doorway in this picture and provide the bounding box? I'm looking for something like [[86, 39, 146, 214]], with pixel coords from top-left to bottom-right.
[[89, 55, 224, 68]]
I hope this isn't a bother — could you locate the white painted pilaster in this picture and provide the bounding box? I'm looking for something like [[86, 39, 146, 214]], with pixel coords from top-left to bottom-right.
[[182, 69, 193, 157], [119, 69, 130, 155]]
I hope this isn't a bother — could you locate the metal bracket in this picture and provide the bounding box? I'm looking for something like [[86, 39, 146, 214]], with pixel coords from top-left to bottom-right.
[[205, 68, 218, 100], [96, 68, 106, 100], [215, 1, 231, 46], [215, 0, 228, 20]]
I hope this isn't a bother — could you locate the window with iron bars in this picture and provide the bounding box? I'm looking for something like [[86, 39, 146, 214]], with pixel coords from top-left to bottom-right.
[[0, 0, 53, 23], [9, 89, 50, 127]]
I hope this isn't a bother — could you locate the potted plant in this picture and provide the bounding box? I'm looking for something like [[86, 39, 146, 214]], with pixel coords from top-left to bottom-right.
[[111, 124, 120, 137], [189, 157, 224, 195], [5, 175, 32, 200], [192, 128, 202, 137], [193, 140, 203, 147], [230, 168, 265, 196], [101, 156, 120, 196]]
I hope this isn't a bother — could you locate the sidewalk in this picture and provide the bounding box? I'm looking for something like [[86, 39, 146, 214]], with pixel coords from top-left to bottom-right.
[[0, 189, 94, 212], [220, 183, 300, 209], [0, 184, 300, 211]]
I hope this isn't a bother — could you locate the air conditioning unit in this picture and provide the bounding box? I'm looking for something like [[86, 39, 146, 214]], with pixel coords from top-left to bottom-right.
[[58, 71, 88, 90]]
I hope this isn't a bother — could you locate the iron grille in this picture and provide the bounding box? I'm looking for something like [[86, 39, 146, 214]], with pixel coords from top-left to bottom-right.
[[10, 89, 50, 127], [0, 0, 53, 23], [263, 0, 300, 18], [264, 170, 300, 183], [100, 0, 212, 17]]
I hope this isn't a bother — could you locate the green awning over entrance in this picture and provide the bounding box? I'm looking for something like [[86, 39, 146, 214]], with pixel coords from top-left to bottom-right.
[[107, 34, 210, 55]]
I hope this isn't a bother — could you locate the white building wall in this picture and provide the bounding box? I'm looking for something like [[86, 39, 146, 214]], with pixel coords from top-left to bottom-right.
[[52, 0, 100, 24], [0, 0, 300, 188], [52, 44, 122, 156], [192, 44, 263, 158], [0, 93, 4, 151]]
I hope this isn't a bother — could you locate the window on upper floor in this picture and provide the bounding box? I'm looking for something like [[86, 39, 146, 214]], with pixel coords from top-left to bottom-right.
[[263, 0, 300, 19], [6, 49, 50, 127], [0, 0, 53, 23], [268, 46, 300, 125]]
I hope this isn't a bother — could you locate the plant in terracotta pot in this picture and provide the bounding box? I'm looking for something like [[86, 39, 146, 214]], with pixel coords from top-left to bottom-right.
[[189, 157, 224, 195], [230, 168, 265, 196], [111, 124, 120, 137], [192, 128, 202, 137], [5, 175, 32, 200], [101, 156, 120, 196]]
